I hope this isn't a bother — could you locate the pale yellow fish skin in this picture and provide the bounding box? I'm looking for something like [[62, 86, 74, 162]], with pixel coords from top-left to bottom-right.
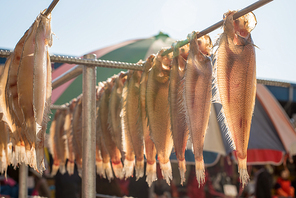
[[17, 18, 40, 148], [126, 69, 144, 179], [5, 29, 31, 165], [184, 35, 212, 186], [216, 11, 256, 187], [33, 13, 52, 127], [169, 48, 188, 185], [139, 55, 157, 186], [146, 50, 173, 185], [99, 78, 124, 179], [108, 72, 127, 154]]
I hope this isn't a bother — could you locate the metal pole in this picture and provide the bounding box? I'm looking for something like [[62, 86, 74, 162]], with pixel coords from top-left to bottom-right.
[[19, 163, 28, 198], [161, 0, 273, 56], [82, 54, 97, 198], [52, 65, 83, 90]]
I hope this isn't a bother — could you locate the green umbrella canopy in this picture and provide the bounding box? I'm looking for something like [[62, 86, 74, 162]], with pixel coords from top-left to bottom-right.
[[52, 32, 175, 106]]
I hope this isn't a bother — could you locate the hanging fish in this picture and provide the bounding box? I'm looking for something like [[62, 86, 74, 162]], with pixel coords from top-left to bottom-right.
[[96, 82, 114, 180], [214, 11, 257, 187], [126, 63, 144, 180], [169, 42, 189, 185], [95, 83, 106, 178], [108, 71, 127, 154], [16, 10, 52, 173], [0, 120, 9, 175], [65, 99, 77, 175], [99, 76, 124, 179], [121, 71, 135, 178], [5, 29, 29, 164], [72, 95, 83, 176], [138, 55, 157, 186], [146, 49, 173, 185], [184, 32, 213, 186]]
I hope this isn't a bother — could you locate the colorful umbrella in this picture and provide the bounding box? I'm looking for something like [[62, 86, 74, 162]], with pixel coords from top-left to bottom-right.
[[51, 33, 296, 167]]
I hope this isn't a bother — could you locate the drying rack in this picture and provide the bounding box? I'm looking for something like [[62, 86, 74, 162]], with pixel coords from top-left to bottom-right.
[[0, 0, 274, 197]]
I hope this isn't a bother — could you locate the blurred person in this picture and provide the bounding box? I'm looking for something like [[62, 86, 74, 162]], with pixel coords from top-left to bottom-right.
[[274, 168, 295, 197], [253, 165, 272, 198]]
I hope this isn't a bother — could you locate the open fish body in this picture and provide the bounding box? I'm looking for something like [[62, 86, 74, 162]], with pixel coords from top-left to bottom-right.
[[126, 68, 144, 180], [215, 11, 257, 187], [5, 29, 29, 152], [95, 83, 107, 178], [108, 72, 127, 154], [96, 87, 113, 181], [99, 77, 124, 179], [72, 95, 83, 176], [65, 99, 76, 175], [169, 47, 188, 185], [146, 50, 173, 185], [16, 11, 52, 172], [121, 71, 135, 178], [184, 34, 213, 186], [139, 55, 157, 186]]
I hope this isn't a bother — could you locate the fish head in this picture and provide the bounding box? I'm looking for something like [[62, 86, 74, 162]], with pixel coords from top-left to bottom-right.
[[144, 55, 155, 72], [152, 49, 171, 83], [223, 11, 256, 46], [40, 9, 53, 47]]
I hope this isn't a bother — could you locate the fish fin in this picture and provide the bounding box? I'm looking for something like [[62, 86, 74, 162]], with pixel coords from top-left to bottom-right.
[[216, 106, 236, 150]]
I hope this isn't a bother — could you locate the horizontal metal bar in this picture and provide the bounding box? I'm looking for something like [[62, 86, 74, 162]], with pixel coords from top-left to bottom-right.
[[257, 79, 291, 88], [0, 50, 144, 71], [52, 65, 83, 89], [161, 0, 273, 56], [96, 193, 122, 198]]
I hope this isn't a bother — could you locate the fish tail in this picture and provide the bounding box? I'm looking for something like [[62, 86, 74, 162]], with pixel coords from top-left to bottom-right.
[[237, 156, 249, 188], [123, 158, 135, 179], [195, 159, 205, 187], [51, 164, 59, 176], [146, 162, 157, 187], [178, 159, 186, 185], [135, 159, 144, 180], [159, 161, 172, 185], [96, 161, 104, 177], [59, 164, 66, 175], [67, 160, 74, 175], [103, 162, 114, 182], [112, 161, 124, 179]]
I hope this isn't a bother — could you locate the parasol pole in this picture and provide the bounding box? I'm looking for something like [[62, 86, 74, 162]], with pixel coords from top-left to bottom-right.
[[161, 0, 273, 56]]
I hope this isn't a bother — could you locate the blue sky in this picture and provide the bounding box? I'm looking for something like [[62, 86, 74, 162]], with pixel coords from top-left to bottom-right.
[[1, 0, 295, 83]]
